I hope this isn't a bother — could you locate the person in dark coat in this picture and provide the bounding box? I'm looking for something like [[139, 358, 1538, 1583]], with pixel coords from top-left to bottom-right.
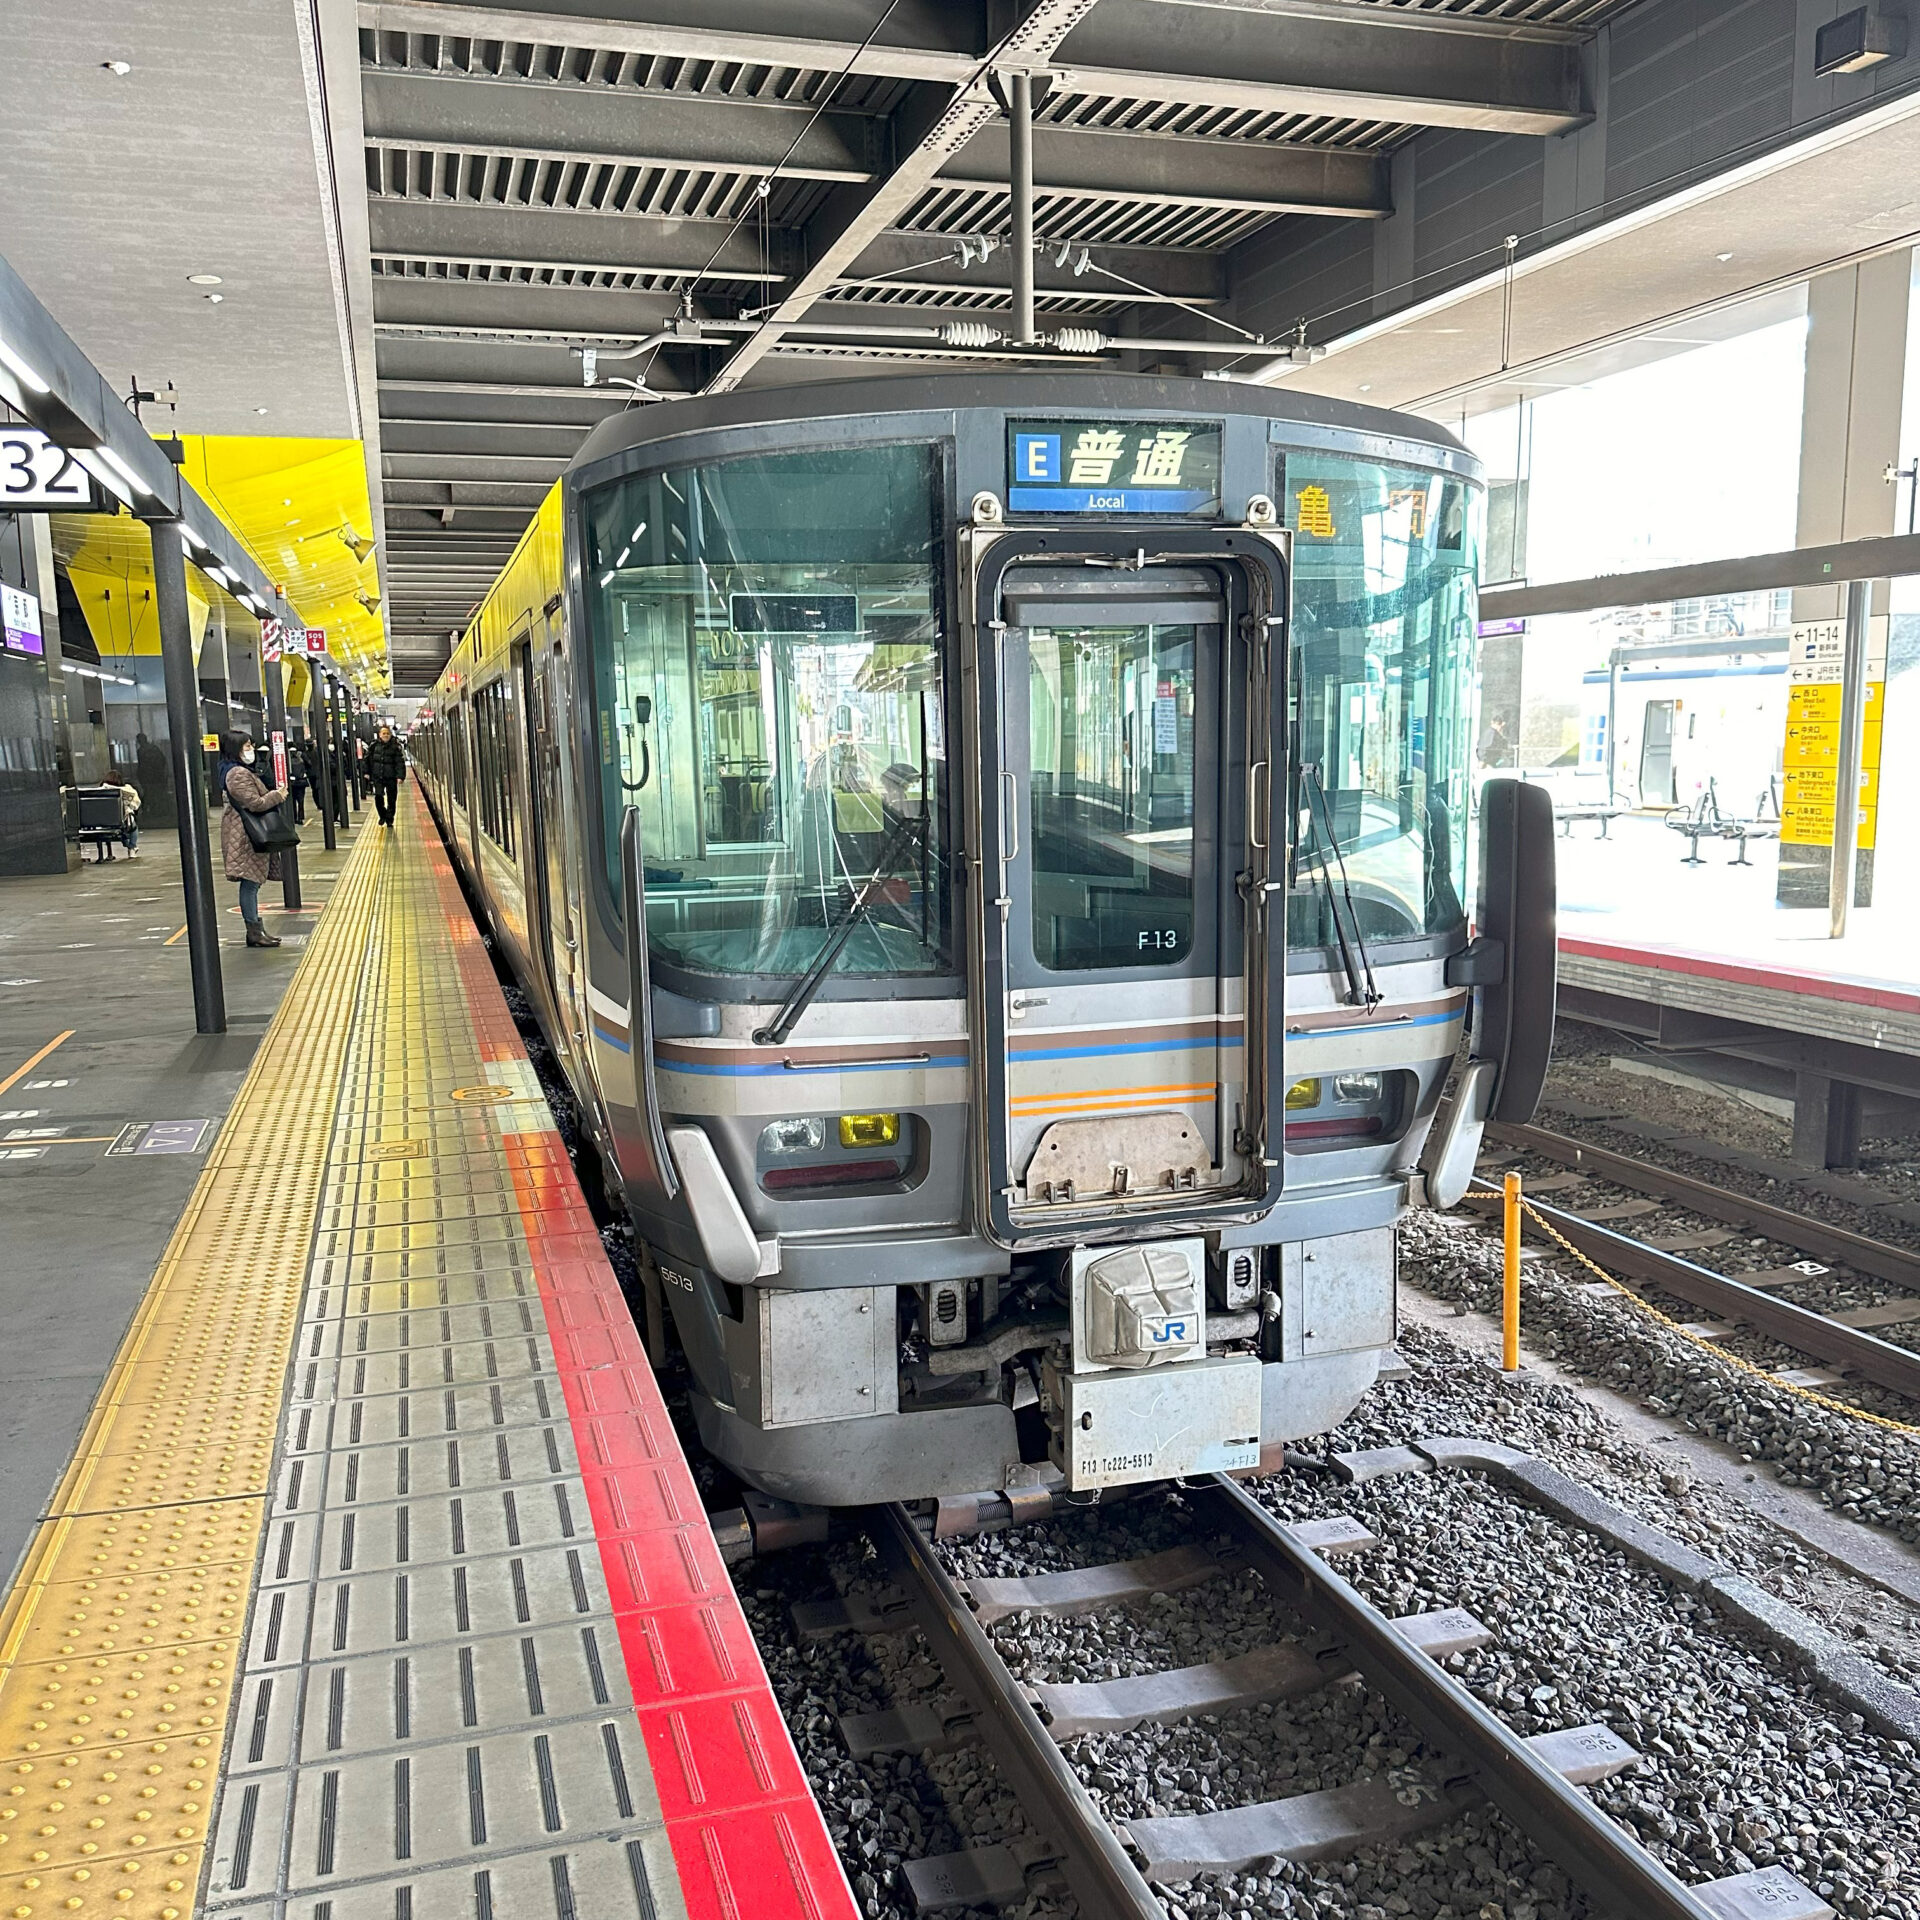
[[367, 723, 406, 828], [217, 731, 289, 949], [286, 740, 310, 824]]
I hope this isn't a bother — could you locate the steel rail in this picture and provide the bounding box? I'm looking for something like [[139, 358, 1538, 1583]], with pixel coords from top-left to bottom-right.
[[1487, 1120, 1920, 1290], [1466, 1176, 1920, 1401], [870, 1502, 1168, 1920], [1198, 1475, 1724, 1920]]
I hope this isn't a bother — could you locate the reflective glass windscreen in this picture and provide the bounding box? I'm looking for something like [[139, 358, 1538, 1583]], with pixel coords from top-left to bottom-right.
[[1028, 622, 1199, 970], [584, 443, 949, 977], [1284, 458, 1477, 947]]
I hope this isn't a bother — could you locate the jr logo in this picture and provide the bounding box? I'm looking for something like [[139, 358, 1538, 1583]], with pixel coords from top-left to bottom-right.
[[1151, 1320, 1189, 1344]]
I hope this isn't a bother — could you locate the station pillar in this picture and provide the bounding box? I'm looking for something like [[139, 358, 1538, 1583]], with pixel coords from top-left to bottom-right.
[[308, 669, 338, 853], [150, 521, 226, 1035], [264, 651, 302, 912], [1781, 251, 1910, 909]]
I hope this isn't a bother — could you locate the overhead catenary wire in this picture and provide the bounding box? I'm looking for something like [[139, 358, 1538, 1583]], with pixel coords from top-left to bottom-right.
[[678, 0, 910, 314]]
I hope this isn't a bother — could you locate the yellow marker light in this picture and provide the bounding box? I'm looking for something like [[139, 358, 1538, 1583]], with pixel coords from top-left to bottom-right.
[[1284, 1078, 1321, 1111], [838, 1112, 900, 1148]]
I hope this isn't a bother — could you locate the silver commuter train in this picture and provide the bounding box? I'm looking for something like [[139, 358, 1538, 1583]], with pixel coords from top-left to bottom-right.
[[412, 372, 1554, 1511]]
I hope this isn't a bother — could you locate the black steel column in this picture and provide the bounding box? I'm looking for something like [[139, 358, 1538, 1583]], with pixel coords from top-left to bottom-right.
[[151, 521, 226, 1034], [265, 651, 302, 911], [308, 669, 338, 852]]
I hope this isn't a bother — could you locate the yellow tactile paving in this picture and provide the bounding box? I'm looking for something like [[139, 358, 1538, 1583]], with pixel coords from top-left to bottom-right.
[[0, 826, 388, 1920]]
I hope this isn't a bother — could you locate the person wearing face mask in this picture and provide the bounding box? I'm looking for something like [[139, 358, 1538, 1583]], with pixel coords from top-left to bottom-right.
[[217, 731, 290, 949]]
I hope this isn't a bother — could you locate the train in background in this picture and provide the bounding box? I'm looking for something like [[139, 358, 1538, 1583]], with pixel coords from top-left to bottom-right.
[[411, 373, 1554, 1510]]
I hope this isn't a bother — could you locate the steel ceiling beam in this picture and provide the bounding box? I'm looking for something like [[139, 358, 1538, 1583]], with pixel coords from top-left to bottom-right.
[[362, 68, 874, 179], [370, 276, 694, 337], [367, 201, 791, 279], [356, 0, 1587, 133], [945, 121, 1389, 217], [704, 2, 1115, 393], [363, 65, 1388, 219]]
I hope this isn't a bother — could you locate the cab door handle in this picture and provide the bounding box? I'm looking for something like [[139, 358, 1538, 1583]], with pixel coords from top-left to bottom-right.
[[1001, 769, 1020, 861]]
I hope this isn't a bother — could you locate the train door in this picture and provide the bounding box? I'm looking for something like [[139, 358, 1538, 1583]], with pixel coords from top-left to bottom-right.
[[514, 633, 563, 1023], [964, 529, 1289, 1248], [1640, 699, 1676, 805]]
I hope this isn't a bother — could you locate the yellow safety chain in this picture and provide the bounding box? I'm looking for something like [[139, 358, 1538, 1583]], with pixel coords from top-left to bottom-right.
[[1508, 1193, 1920, 1441]]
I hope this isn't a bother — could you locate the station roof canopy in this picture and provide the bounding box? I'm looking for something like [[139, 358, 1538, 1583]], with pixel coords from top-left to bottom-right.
[[14, 0, 1920, 695], [353, 0, 1622, 684]]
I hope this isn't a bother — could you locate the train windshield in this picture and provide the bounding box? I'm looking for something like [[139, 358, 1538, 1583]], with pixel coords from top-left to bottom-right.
[[583, 442, 950, 979], [1283, 457, 1478, 954]]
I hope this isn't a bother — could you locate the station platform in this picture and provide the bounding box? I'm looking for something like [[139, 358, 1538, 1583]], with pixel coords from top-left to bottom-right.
[[1558, 932, 1920, 1064], [0, 814, 369, 1585], [1545, 810, 1920, 1094], [0, 790, 854, 1920]]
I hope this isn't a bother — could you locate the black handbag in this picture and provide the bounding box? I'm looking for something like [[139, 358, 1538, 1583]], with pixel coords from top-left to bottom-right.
[[238, 799, 301, 851]]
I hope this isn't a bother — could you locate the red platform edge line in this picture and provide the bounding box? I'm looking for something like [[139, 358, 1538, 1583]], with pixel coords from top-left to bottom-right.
[[1558, 934, 1920, 1020], [417, 798, 859, 1920]]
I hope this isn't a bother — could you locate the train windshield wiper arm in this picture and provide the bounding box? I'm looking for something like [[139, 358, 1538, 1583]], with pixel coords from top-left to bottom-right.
[[1302, 763, 1382, 1010], [753, 812, 926, 1046]]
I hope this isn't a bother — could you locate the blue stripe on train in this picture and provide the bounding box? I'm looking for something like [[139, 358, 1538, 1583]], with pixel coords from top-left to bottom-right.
[[594, 1006, 1461, 1068]]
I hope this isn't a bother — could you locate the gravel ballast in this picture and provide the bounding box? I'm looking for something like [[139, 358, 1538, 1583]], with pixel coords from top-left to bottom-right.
[[1404, 1207, 1920, 1547]]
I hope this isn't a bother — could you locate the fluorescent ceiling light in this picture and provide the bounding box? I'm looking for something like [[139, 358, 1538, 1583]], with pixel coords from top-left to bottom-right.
[[72, 448, 136, 506], [95, 446, 151, 497], [0, 339, 51, 394]]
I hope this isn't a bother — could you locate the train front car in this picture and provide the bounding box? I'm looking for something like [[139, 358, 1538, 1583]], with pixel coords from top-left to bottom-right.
[[550, 375, 1549, 1509]]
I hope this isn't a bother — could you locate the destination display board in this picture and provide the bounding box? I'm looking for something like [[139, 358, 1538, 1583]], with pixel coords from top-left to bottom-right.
[[1007, 418, 1221, 516], [1780, 617, 1885, 851]]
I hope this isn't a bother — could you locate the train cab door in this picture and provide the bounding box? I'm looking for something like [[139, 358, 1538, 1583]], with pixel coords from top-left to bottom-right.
[[963, 527, 1289, 1248]]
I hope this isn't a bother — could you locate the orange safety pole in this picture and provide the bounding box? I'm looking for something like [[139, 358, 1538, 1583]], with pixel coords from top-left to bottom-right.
[[1502, 1170, 1522, 1371]]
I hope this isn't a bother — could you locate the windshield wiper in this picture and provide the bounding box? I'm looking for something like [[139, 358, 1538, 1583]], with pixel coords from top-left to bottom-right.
[[753, 810, 927, 1045], [1301, 763, 1382, 1011]]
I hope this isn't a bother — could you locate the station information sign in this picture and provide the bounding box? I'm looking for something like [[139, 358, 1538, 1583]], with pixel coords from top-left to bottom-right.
[[1780, 617, 1886, 852], [1007, 418, 1221, 516], [0, 426, 96, 510], [1, 584, 45, 657]]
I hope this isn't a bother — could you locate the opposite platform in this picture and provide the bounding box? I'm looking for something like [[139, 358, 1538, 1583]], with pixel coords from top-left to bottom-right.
[[0, 790, 855, 1920]]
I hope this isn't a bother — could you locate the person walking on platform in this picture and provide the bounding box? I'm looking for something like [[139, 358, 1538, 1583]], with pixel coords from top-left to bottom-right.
[[286, 741, 310, 825], [217, 732, 288, 949], [367, 722, 405, 828], [117, 778, 142, 857]]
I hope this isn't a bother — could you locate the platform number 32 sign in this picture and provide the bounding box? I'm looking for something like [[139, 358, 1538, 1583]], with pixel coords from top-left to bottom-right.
[[0, 427, 95, 509]]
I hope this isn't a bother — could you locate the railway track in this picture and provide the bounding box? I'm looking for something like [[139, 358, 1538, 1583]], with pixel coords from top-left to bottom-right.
[[1487, 1122, 1920, 1290], [800, 1487, 1824, 1920], [1477, 1123, 1920, 1405]]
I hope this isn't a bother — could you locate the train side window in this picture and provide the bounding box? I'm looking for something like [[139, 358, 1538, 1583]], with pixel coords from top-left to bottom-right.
[[473, 680, 517, 858]]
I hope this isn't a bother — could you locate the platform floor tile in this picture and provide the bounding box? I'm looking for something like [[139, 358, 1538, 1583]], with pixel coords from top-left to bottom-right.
[[0, 795, 854, 1920]]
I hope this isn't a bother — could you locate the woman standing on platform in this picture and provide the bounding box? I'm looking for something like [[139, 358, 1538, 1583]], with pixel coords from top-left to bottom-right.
[[217, 732, 287, 950]]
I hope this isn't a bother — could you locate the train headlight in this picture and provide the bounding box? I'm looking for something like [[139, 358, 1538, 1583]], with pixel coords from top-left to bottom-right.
[[838, 1112, 900, 1148], [762, 1117, 824, 1155], [1333, 1073, 1382, 1104], [1284, 1077, 1321, 1111]]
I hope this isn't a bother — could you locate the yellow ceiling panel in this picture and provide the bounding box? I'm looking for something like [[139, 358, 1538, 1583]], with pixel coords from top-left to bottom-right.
[[48, 434, 389, 690]]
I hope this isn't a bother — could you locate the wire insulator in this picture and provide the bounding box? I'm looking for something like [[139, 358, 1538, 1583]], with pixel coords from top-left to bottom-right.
[[939, 321, 1006, 348], [1048, 327, 1106, 354]]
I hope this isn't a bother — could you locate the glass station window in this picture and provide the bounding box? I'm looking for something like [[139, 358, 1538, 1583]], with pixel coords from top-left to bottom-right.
[[1028, 622, 1197, 970], [583, 443, 949, 979], [1284, 459, 1478, 949]]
